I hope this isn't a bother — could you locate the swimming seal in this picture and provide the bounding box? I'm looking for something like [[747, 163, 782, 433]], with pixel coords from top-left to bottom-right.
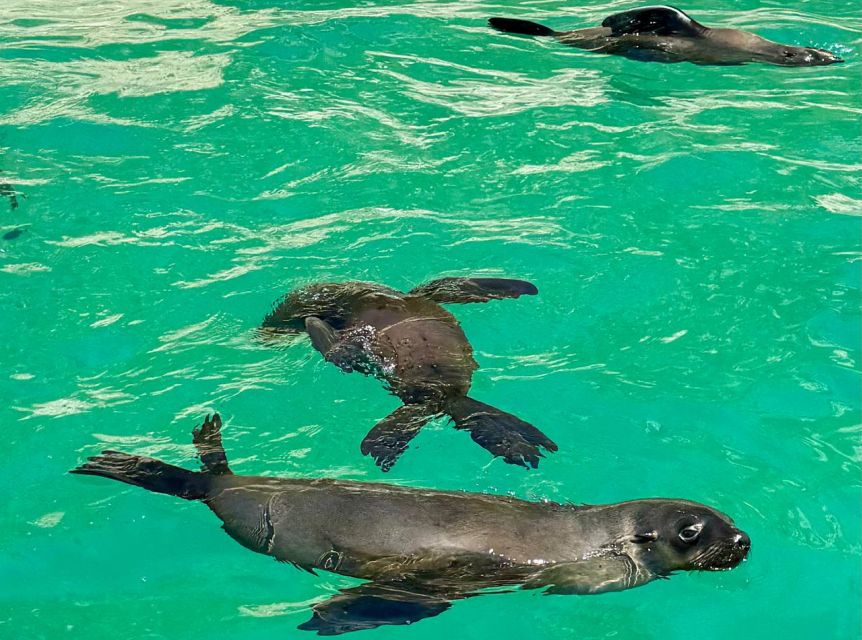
[[489, 6, 843, 66], [259, 277, 556, 471], [0, 180, 18, 210], [72, 415, 751, 635]]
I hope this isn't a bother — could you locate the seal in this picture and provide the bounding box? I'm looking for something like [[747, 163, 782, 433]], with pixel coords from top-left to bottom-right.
[[489, 6, 843, 66], [259, 277, 557, 470], [0, 180, 18, 210], [72, 415, 751, 636]]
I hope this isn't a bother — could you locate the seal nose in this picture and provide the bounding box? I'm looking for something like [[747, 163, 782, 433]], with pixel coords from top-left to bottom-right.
[[819, 50, 843, 65], [733, 532, 751, 553]]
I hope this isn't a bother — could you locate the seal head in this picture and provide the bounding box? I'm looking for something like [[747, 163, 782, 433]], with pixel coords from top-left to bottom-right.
[[752, 41, 843, 66], [628, 500, 750, 574]]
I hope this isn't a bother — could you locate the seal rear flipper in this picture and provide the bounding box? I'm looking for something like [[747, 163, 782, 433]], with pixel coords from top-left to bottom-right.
[[488, 17, 556, 37], [70, 451, 209, 501], [409, 277, 538, 304], [298, 583, 451, 635], [192, 413, 232, 475], [601, 6, 706, 37], [360, 404, 437, 472], [446, 396, 557, 469], [523, 555, 645, 595]]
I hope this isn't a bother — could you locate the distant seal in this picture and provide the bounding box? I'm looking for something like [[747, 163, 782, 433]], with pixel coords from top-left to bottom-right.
[[259, 277, 556, 470], [489, 6, 843, 66], [0, 181, 18, 210], [72, 415, 751, 635]]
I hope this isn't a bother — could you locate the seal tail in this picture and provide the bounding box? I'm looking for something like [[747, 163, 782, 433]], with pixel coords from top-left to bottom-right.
[[488, 18, 556, 37], [445, 396, 558, 469], [71, 451, 209, 501]]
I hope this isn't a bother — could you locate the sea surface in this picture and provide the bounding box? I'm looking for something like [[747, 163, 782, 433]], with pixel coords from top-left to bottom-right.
[[1, 1, 860, 638]]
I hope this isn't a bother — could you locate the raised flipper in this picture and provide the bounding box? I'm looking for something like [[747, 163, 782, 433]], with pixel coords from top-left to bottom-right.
[[360, 404, 437, 472], [601, 6, 706, 37], [409, 277, 538, 304], [192, 413, 231, 475], [523, 554, 649, 595], [298, 583, 451, 635], [445, 396, 557, 469]]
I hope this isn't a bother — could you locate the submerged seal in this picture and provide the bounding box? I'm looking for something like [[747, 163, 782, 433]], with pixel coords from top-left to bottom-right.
[[259, 277, 556, 470], [72, 415, 751, 635], [489, 6, 843, 66]]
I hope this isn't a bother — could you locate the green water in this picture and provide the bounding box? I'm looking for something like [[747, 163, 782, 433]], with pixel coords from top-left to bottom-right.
[[1, 0, 860, 637]]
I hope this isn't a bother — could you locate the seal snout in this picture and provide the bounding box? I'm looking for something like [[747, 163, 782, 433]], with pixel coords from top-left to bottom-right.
[[806, 48, 844, 66], [781, 47, 844, 66], [687, 522, 751, 571], [708, 528, 751, 570], [823, 51, 844, 65], [732, 531, 751, 553]]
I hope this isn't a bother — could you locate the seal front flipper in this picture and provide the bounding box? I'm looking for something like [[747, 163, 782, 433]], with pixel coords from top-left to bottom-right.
[[360, 404, 437, 472], [601, 6, 706, 37], [409, 277, 538, 304], [445, 396, 557, 468], [298, 583, 451, 635], [192, 413, 232, 475], [524, 554, 647, 595]]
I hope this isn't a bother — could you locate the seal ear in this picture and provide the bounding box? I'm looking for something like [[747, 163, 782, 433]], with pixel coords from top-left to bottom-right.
[[631, 531, 658, 543]]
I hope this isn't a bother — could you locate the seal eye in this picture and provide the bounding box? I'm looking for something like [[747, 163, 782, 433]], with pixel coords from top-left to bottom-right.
[[783, 50, 796, 59], [679, 523, 703, 543]]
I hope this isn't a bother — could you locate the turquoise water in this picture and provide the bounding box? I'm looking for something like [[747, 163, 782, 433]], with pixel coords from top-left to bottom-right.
[[1, 0, 860, 637]]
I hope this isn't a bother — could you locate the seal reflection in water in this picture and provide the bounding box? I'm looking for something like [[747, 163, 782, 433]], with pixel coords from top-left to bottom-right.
[[259, 277, 557, 470], [72, 415, 751, 635], [489, 6, 843, 66]]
